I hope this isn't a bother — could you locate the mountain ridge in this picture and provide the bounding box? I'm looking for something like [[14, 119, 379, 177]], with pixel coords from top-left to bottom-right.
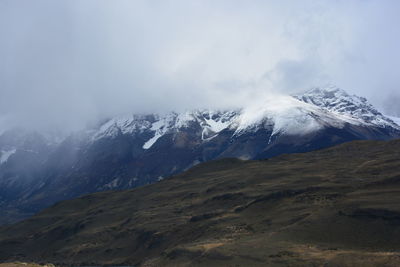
[[0, 86, 399, 224]]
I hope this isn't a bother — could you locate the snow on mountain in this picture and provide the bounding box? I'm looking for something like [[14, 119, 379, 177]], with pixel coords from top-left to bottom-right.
[[92, 114, 155, 141], [91, 110, 239, 149], [387, 115, 400, 126], [198, 110, 237, 140], [233, 94, 341, 136], [142, 114, 176, 149], [141, 110, 239, 148], [0, 149, 16, 164], [293, 85, 400, 129], [91, 85, 399, 150]]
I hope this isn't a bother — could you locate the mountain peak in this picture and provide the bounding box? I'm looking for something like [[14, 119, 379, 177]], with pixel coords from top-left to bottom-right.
[[293, 86, 399, 129], [295, 85, 354, 101]]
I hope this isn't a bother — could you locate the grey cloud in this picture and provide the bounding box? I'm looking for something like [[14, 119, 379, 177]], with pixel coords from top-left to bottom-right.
[[1, 0, 400, 132]]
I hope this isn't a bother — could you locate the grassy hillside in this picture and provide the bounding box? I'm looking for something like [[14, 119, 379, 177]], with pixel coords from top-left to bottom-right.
[[1, 139, 400, 266]]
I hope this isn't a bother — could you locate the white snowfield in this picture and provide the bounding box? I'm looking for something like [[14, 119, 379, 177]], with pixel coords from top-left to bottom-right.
[[91, 86, 400, 150]]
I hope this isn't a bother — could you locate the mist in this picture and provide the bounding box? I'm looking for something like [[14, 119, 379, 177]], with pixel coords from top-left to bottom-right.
[[1, 0, 400, 132]]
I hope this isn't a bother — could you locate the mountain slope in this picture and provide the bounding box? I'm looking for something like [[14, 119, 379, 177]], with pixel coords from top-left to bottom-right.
[[0, 86, 399, 225], [1, 139, 400, 266]]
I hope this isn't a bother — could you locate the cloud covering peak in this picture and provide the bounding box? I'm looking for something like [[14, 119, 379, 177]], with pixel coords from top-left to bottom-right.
[[1, 0, 400, 132]]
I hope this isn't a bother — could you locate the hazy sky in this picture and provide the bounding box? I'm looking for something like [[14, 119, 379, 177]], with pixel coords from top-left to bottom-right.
[[1, 0, 400, 131]]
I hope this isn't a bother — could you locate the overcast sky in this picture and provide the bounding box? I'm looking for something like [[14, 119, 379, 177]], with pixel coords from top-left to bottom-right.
[[1, 0, 400, 131]]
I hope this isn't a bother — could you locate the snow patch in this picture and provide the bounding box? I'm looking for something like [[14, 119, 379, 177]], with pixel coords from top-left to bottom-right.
[[234, 95, 325, 136], [142, 114, 175, 149], [203, 112, 234, 132], [199, 110, 237, 140], [143, 131, 163, 149], [104, 178, 119, 189], [92, 114, 154, 141], [1, 149, 16, 164]]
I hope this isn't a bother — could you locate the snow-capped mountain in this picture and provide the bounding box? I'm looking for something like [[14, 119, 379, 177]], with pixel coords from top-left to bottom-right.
[[89, 86, 399, 151], [1, 86, 399, 224], [91, 110, 238, 144], [293, 85, 399, 129]]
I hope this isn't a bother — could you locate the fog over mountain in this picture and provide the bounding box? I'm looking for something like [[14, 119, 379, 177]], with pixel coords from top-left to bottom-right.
[[1, 0, 400, 133]]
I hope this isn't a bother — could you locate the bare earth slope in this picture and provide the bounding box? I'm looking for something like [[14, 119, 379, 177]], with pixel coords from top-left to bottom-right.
[[1, 139, 400, 266]]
